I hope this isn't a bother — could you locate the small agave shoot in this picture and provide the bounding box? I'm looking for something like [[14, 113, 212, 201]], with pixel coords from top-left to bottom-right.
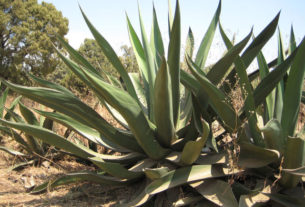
[[1, 0, 305, 206]]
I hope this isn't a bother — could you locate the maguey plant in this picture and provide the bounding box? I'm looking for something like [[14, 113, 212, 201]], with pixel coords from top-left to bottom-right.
[[1, 0, 305, 206]]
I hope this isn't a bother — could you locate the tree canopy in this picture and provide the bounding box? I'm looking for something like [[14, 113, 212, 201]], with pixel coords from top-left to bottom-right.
[[78, 38, 117, 77], [0, 0, 68, 85]]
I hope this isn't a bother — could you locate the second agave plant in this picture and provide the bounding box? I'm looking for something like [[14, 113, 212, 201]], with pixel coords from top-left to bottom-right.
[[1, 0, 305, 206]]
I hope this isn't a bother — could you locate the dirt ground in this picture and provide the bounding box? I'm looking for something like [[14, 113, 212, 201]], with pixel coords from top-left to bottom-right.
[[0, 149, 136, 207]]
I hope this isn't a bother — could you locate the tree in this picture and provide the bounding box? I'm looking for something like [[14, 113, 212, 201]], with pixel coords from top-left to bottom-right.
[[78, 38, 117, 77], [120, 45, 139, 73], [0, 0, 68, 85]]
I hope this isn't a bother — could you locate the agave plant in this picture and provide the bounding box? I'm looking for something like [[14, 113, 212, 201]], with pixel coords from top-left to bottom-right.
[[0, 85, 23, 156], [0, 86, 61, 169], [1, 0, 305, 206], [185, 21, 305, 205]]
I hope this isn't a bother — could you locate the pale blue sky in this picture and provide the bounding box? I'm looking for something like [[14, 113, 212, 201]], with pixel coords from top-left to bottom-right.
[[39, 0, 305, 63]]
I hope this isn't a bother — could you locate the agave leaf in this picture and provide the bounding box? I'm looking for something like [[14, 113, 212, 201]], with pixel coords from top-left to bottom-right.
[[144, 167, 170, 180], [129, 72, 147, 113], [172, 116, 200, 152], [154, 57, 175, 147], [249, 56, 281, 82], [102, 102, 129, 130], [0, 119, 101, 160], [274, 29, 285, 121], [241, 48, 298, 121], [137, 3, 158, 121], [32, 109, 129, 152], [207, 29, 252, 85], [31, 171, 131, 194], [2, 118, 143, 163], [92, 153, 145, 164], [260, 119, 285, 154], [280, 137, 305, 188], [105, 72, 122, 88], [221, 13, 280, 93], [0, 87, 9, 118], [79, 65, 170, 160], [0, 79, 142, 152], [242, 12, 280, 68], [80, 7, 138, 101], [238, 142, 280, 168], [5, 106, 24, 123], [3, 96, 22, 121], [190, 179, 238, 207], [180, 70, 208, 109], [178, 31, 195, 129], [289, 26, 297, 54], [186, 57, 240, 132], [27, 72, 75, 97], [191, 94, 204, 135], [8, 160, 36, 171], [180, 120, 209, 165], [277, 28, 286, 63], [195, 152, 227, 165], [263, 193, 305, 207], [18, 102, 39, 126], [195, 0, 221, 70], [171, 127, 195, 151], [0, 125, 29, 151], [57, 48, 129, 130], [283, 166, 305, 176], [150, 5, 165, 69], [126, 16, 150, 108], [185, 27, 194, 59], [56, 35, 99, 76], [89, 157, 145, 180], [167, 0, 181, 127], [281, 37, 305, 137], [218, 23, 233, 50], [16, 102, 42, 153], [168, 0, 173, 36], [55, 48, 99, 90], [0, 146, 26, 156], [145, 165, 239, 195], [253, 50, 296, 107], [177, 86, 192, 130], [257, 50, 275, 122]]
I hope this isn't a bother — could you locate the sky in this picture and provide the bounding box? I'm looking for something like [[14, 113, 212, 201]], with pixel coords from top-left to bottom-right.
[[38, 0, 305, 64]]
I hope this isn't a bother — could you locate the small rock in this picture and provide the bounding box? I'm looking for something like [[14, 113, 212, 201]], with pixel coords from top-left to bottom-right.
[[21, 176, 36, 191], [42, 161, 50, 168]]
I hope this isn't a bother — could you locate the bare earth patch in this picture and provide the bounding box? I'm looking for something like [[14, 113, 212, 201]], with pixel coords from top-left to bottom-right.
[[0, 150, 136, 207]]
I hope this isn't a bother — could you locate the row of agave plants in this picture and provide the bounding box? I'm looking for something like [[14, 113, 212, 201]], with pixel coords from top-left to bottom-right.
[[1, 0, 305, 206]]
